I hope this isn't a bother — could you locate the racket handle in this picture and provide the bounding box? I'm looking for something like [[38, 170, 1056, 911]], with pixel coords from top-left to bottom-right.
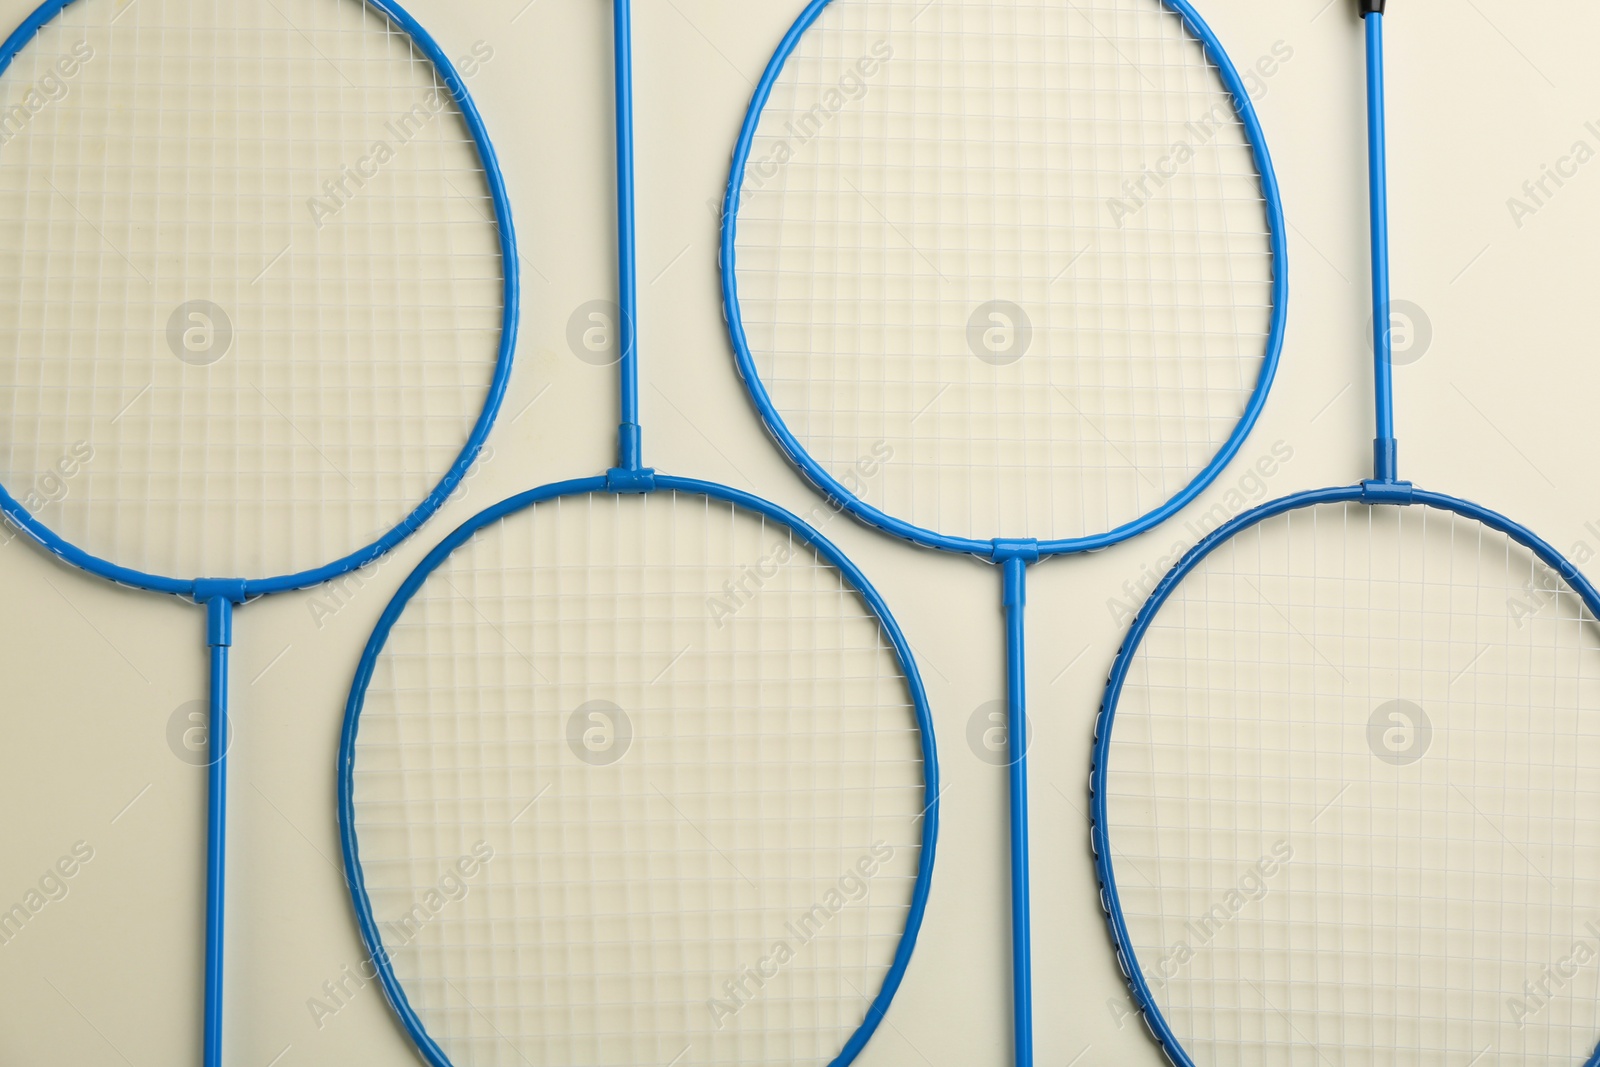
[[1359, 0, 1386, 14], [203, 596, 233, 1067], [1002, 558, 1033, 1067]]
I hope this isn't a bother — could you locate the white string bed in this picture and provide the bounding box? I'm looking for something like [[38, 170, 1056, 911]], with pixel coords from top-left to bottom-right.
[[0, 0, 503, 579], [1105, 503, 1600, 1066], [734, 0, 1274, 542], [351, 492, 929, 1066]]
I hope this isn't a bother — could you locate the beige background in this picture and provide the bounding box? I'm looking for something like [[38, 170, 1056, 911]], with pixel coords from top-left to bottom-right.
[[3, 0, 1600, 1064]]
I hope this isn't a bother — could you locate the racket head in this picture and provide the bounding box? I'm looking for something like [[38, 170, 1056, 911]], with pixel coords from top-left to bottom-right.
[[339, 475, 939, 1067], [0, 0, 517, 595], [1092, 485, 1600, 1066], [721, 0, 1287, 558]]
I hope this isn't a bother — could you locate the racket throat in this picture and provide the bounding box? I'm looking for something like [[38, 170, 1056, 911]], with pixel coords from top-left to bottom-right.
[[616, 422, 645, 476], [1372, 439, 1402, 487]]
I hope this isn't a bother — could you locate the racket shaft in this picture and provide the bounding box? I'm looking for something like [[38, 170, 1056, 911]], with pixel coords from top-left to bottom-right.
[[1003, 559, 1032, 1066], [1364, 10, 1397, 480], [612, 0, 642, 469], [204, 598, 233, 1067]]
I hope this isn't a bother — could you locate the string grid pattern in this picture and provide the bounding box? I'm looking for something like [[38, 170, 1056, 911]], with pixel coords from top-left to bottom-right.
[[0, 0, 503, 579], [352, 493, 928, 1067], [1105, 503, 1600, 1065], [734, 0, 1273, 542]]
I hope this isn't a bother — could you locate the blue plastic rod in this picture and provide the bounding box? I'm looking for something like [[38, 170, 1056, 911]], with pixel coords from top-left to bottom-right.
[[203, 596, 233, 1067], [1363, 10, 1397, 483], [613, 0, 642, 473], [1002, 557, 1033, 1067]]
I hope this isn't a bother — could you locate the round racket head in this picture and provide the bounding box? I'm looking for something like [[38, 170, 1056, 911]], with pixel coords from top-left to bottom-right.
[[723, 0, 1285, 555], [1093, 488, 1600, 1066], [0, 0, 515, 592], [340, 477, 938, 1067]]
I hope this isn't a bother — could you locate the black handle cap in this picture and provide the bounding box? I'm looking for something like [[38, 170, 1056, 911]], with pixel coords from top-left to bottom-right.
[[1360, 0, 1386, 14]]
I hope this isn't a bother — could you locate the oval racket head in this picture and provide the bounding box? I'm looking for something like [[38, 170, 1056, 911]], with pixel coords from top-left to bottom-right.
[[0, 0, 515, 591], [341, 479, 938, 1067], [1094, 492, 1600, 1065], [723, 0, 1286, 554]]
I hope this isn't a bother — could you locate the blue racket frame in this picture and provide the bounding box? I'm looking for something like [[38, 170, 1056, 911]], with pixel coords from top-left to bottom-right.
[[1088, 10, 1600, 1065], [720, 0, 1289, 561], [0, 3, 519, 1064], [719, 2, 1287, 1062], [1088, 486, 1600, 1067], [337, 2, 939, 1065], [337, 474, 943, 1067], [0, 0, 521, 602]]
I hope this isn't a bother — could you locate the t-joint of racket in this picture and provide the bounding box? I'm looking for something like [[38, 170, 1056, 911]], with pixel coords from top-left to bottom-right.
[[1358, 479, 1415, 505], [990, 539, 1042, 566], [192, 579, 249, 611], [604, 465, 658, 494]]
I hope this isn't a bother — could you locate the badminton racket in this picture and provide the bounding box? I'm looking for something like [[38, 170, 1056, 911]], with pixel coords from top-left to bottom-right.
[[721, 1, 1288, 1060], [336, 2, 939, 1065], [1092, 3, 1600, 1063], [0, 1, 517, 1063]]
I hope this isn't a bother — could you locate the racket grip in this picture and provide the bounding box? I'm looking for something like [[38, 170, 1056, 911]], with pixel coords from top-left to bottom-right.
[[1359, 0, 1386, 15], [203, 596, 234, 1067]]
